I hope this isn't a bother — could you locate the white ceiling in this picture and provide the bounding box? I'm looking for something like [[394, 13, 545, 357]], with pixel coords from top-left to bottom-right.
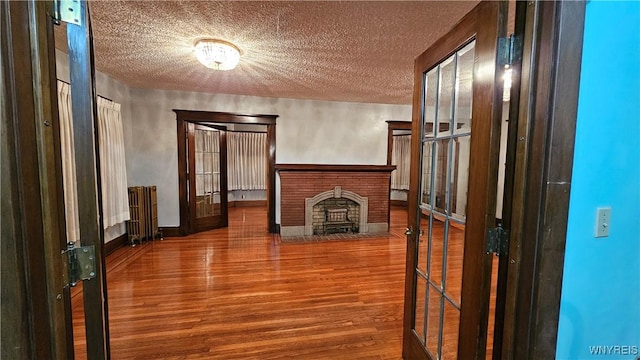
[[56, 1, 484, 105]]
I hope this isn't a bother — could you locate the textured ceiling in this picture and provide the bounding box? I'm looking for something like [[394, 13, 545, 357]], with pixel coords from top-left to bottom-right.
[[56, 1, 485, 105]]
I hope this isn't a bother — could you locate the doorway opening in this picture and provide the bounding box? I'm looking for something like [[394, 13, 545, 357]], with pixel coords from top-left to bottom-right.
[[387, 120, 412, 209], [174, 110, 278, 235]]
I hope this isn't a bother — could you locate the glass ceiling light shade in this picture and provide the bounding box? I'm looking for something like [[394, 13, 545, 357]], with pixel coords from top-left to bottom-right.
[[194, 39, 241, 71]]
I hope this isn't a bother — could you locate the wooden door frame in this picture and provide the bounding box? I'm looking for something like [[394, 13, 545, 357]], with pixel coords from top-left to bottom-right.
[[67, 2, 113, 357], [386, 120, 412, 166], [496, 1, 586, 359], [2, 1, 72, 358], [386, 120, 412, 211], [175, 110, 278, 235]]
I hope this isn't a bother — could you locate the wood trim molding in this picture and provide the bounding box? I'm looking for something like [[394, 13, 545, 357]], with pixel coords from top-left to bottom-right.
[[105, 233, 128, 256], [275, 164, 396, 172], [386, 120, 412, 166], [228, 200, 267, 207], [174, 110, 279, 234], [67, 3, 112, 356], [492, 2, 528, 357], [385, 120, 412, 129], [160, 227, 182, 238], [2, 2, 71, 357], [499, 1, 586, 359], [173, 110, 277, 125], [390, 200, 408, 207], [267, 123, 277, 233]]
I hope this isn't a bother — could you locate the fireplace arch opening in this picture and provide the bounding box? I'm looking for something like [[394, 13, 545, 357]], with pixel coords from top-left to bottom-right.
[[312, 198, 360, 235], [304, 186, 368, 236]]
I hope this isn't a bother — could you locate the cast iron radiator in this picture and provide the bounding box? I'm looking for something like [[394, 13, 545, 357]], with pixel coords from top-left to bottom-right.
[[126, 186, 160, 245]]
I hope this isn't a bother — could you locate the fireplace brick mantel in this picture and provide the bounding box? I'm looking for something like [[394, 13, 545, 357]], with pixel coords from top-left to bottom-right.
[[277, 164, 395, 237], [275, 164, 396, 172]]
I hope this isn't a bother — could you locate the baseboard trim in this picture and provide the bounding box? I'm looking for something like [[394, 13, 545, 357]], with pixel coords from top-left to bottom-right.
[[160, 226, 182, 238], [105, 233, 128, 256], [228, 200, 267, 207], [390, 200, 408, 207]]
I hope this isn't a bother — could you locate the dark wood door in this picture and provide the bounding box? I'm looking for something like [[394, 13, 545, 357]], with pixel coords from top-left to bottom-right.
[[188, 123, 229, 232], [402, 1, 507, 359]]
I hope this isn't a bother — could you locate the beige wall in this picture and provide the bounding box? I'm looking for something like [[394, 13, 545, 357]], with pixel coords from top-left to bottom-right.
[[57, 48, 412, 232], [125, 87, 412, 226]]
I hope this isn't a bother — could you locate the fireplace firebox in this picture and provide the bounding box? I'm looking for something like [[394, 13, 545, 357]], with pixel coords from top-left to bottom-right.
[[313, 198, 360, 235]]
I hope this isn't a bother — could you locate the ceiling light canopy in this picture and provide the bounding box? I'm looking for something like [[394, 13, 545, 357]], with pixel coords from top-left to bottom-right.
[[194, 39, 241, 71]]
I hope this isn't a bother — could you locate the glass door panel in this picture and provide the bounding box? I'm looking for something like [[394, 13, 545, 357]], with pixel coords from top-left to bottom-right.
[[189, 123, 228, 232], [437, 55, 455, 138], [426, 285, 442, 356], [195, 128, 221, 218], [414, 275, 428, 344], [433, 138, 451, 215], [411, 41, 476, 360], [441, 299, 461, 358], [424, 67, 439, 139], [454, 42, 475, 135]]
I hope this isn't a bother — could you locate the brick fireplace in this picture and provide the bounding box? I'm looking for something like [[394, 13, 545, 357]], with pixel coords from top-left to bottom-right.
[[276, 164, 395, 237]]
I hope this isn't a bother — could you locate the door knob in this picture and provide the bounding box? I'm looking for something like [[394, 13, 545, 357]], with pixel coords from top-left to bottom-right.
[[405, 227, 414, 235]]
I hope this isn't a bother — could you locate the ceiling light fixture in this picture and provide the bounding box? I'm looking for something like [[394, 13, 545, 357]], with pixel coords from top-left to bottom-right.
[[194, 39, 241, 71]]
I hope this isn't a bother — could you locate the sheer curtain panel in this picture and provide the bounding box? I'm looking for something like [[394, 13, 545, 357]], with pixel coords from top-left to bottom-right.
[[57, 82, 80, 243], [227, 132, 267, 190], [97, 97, 130, 228], [391, 135, 411, 191]]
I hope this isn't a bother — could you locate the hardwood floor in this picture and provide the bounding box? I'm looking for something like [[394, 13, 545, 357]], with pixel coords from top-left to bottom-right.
[[72, 207, 409, 359]]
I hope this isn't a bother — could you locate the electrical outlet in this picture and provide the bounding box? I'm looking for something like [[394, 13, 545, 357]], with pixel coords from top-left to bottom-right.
[[594, 207, 611, 238]]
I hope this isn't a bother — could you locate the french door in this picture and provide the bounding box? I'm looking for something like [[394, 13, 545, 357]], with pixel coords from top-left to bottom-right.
[[187, 123, 229, 232], [402, 1, 507, 359]]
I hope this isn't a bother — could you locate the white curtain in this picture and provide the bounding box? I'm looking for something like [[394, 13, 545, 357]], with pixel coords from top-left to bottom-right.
[[96, 97, 130, 228], [57, 82, 80, 243], [391, 134, 411, 191], [57, 80, 130, 242], [227, 132, 266, 190]]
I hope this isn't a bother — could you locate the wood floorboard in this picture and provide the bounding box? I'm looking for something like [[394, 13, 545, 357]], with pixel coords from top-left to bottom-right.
[[71, 206, 498, 359], [72, 207, 408, 359]]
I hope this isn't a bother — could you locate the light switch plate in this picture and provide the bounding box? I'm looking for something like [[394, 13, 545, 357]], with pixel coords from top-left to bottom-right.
[[595, 207, 611, 238]]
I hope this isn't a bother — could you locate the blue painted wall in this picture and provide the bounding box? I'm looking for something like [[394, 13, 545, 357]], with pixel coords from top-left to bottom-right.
[[556, 1, 640, 359]]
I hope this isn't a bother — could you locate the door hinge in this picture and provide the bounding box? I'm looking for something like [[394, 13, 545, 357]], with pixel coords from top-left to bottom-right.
[[498, 34, 523, 66], [53, 0, 83, 26], [63, 243, 96, 287], [486, 224, 509, 256]]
